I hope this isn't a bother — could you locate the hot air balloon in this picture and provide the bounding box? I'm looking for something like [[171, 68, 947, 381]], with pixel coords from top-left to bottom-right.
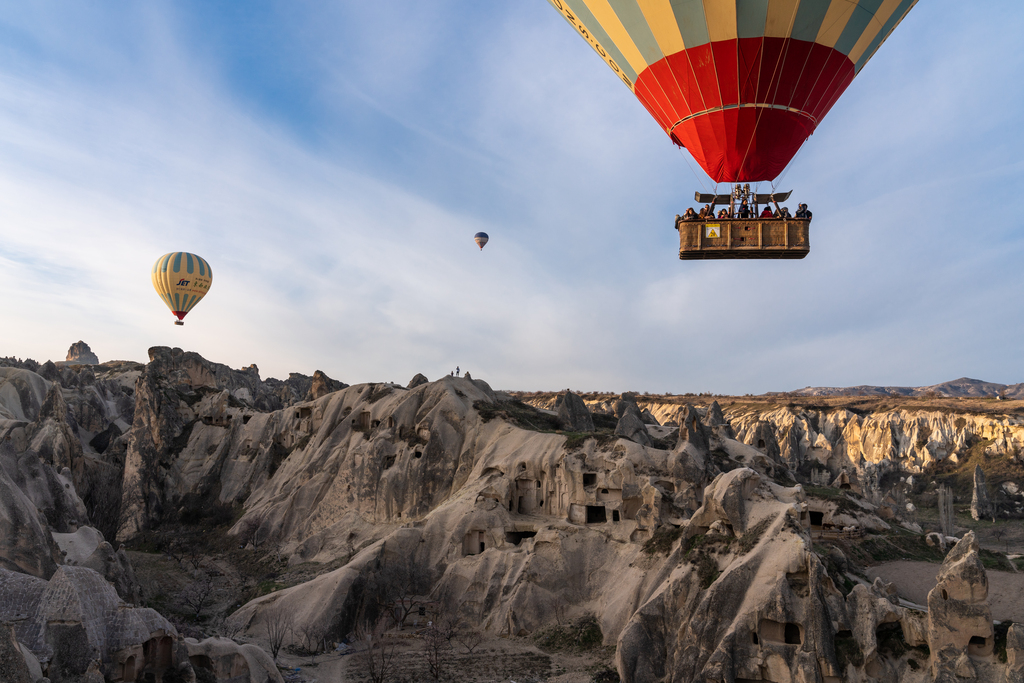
[[474, 232, 489, 250], [152, 252, 213, 325], [547, 0, 917, 259]]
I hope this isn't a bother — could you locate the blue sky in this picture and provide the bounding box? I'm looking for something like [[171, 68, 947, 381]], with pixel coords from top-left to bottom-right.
[[1, 1, 1023, 394]]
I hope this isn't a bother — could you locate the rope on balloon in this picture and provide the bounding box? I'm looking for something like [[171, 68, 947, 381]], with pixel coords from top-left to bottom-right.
[[678, 146, 712, 195], [771, 127, 809, 194], [735, 1, 802, 182]]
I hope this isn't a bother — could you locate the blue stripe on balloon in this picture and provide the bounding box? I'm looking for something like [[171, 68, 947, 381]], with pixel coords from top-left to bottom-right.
[[790, 0, 831, 43], [173, 252, 182, 273], [609, 0, 664, 65], [186, 253, 194, 274], [736, 0, 770, 40], [669, 0, 710, 49], [834, 0, 884, 57], [854, 0, 917, 73]]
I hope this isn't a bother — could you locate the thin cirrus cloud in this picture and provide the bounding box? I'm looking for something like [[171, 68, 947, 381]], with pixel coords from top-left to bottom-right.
[[0, 2, 1022, 395]]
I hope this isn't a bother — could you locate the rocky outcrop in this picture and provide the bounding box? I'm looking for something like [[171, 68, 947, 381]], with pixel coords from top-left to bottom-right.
[[927, 532, 993, 680], [614, 403, 650, 446], [0, 620, 34, 683], [185, 637, 284, 683], [1008, 623, 1024, 683], [524, 394, 1024, 510], [0, 566, 191, 683], [556, 390, 595, 432], [63, 341, 99, 366], [51, 526, 140, 604], [972, 464, 992, 520], [308, 369, 347, 400], [676, 404, 709, 454], [9, 345, 1024, 682], [0, 448, 62, 578], [407, 373, 429, 389]]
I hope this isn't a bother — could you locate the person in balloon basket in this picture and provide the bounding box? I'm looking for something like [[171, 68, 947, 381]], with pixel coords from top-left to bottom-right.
[[759, 205, 774, 218], [738, 200, 751, 219], [795, 203, 812, 219], [774, 206, 792, 219], [716, 208, 731, 219], [681, 207, 699, 221], [699, 204, 713, 219]]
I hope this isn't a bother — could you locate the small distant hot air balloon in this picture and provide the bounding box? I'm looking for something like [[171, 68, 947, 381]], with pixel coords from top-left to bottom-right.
[[474, 232, 489, 250], [151, 252, 213, 325]]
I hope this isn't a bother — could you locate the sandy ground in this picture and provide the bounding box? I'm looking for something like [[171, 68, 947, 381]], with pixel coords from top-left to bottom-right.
[[867, 561, 1024, 622]]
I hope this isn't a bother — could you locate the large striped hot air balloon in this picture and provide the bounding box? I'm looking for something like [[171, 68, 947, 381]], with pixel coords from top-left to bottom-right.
[[547, 0, 918, 182], [152, 252, 213, 325]]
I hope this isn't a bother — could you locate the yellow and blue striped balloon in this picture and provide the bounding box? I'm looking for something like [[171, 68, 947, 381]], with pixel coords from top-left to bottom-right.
[[151, 252, 213, 325]]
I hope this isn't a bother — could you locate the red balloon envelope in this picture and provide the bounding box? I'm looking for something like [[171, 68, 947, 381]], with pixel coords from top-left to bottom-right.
[[547, 0, 918, 182]]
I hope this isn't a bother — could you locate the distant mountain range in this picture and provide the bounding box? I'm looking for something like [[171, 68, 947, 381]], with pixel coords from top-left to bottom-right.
[[781, 377, 1024, 399]]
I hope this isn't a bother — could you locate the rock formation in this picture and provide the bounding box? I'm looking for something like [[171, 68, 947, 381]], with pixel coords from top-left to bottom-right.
[[1008, 623, 1024, 683], [0, 565, 191, 682], [5, 346, 1024, 682], [308, 369, 347, 400], [614, 402, 651, 446], [926, 532, 994, 680], [524, 393, 1024, 516], [185, 637, 284, 683], [407, 373, 429, 389], [556, 390, 594, 432], [971, 464, 992, 520], [0, 623, 34, 683], [63, 341, 99, 366]]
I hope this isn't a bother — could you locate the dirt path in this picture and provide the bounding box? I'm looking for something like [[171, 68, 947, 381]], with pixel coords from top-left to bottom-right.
[[867, 561, 1024, 622]]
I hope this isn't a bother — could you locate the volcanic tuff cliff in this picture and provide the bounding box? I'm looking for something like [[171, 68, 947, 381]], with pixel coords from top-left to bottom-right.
[[2, 348, 1024, 682], [526, 394, 1024, 499]]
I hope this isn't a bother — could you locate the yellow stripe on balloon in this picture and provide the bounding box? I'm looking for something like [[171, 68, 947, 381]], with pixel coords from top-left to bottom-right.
[[815, 0, 858, 49], [764, 0, 802, 38], [847, 0, 902, 64], [702, 0, 738, 42], [151, 252, 213, 321], [582, 0, 652, 76], [635, 0, 686, 53]]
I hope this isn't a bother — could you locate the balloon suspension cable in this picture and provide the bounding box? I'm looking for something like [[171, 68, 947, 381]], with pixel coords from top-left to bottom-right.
[[677, 147, 710, 195], [771, 143, 805, 194]]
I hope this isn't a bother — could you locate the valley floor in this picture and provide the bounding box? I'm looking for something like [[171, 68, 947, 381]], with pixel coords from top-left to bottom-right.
[[268, 631, 614, 683]]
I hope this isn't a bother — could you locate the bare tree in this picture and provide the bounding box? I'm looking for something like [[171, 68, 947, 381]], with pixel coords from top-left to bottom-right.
[[264, 605, 293, 662], [993, 526, 1009, 554], [186, 545, 207, 571], [239, 510, 269, 550], [354, 617, 398, 683], [178, 572, 215, 621], [453, 625, 484, 655], [422, 620, 453, 681], [167, 538, 187, 565], [297, 620, 329, 665], [370, 562, 427, 628], [216, 616, 246, 640]]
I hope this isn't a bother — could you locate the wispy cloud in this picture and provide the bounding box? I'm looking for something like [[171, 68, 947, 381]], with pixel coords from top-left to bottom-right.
[[0, 2, 1022, 394]]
